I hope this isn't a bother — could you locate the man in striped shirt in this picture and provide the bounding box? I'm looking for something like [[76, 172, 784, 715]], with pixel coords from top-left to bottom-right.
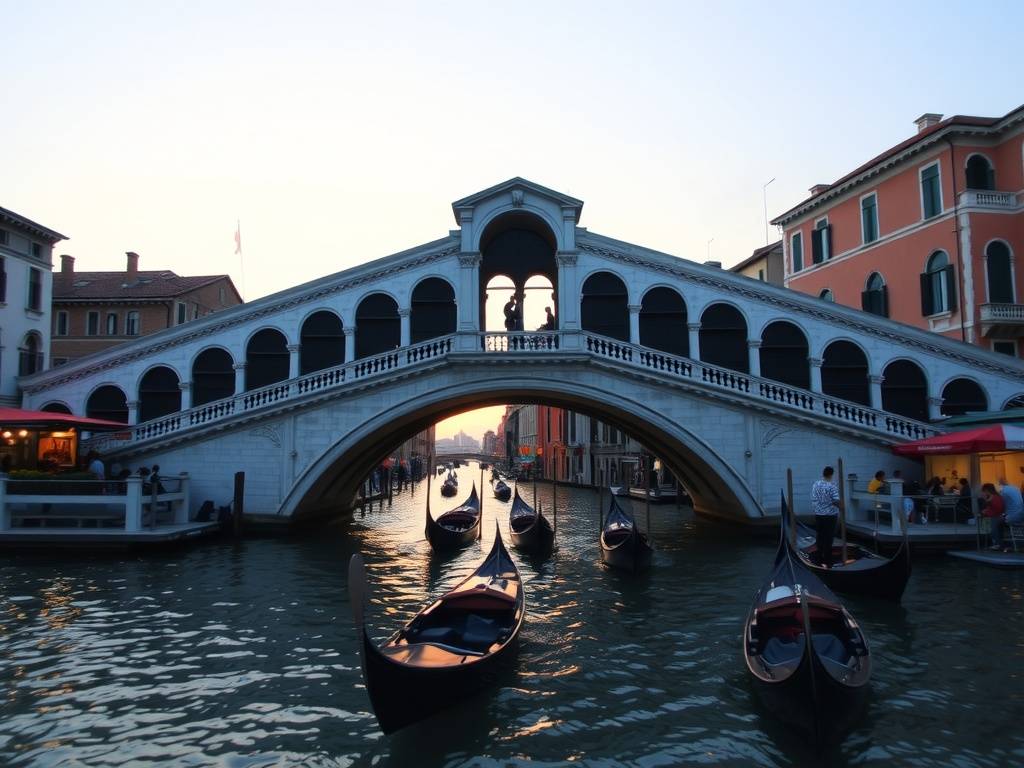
[[810, 466, 843, 568]]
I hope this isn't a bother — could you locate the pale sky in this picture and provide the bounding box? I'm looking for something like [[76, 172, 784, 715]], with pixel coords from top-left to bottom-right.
[[4, 1, 1021, 441]]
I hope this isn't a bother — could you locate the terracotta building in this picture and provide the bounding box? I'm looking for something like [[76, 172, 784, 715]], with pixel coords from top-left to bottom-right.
[[772, 105, 1024, 359], [52, 252, 242, 364]]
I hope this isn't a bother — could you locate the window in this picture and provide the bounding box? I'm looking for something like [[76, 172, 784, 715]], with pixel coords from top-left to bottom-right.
[[921, 163, 942, 219], [0, 230, 7, 245], [126, 311, 140, 336], [819, 289, 834, 302], [811, 218, 831, 264], [86, 311, 99, 336], [55, 311, 68, 336], [27, 267, 42, 310], [791, 232, 803, 272], [106, 312, 118, 336], [757, 268, 765, 281], [861, 193, 878, 244], [31, 242, 42, 258], [861, 272, 888, 317], [994, 341, 1017, 357], [18, 334, 42, 376], [966, 155, 995, 190], [0, 257, 6, 302], [986, 241, 1014, 304], [176, 302, 187, 325], [920, 251, 956, 315]]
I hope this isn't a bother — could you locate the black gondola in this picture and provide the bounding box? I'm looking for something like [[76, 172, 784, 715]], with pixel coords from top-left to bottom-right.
[[743, 498, 871, 744], [348, 526, 525, 734], [493, 479, 512, 502], [599, 494, 653, 572], [790, 520, 911, 602], [508, 487, 554, 554], [426, 484, 482, 551]]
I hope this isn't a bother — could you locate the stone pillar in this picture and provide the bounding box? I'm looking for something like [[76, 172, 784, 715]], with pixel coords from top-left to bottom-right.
[[179, 382, 192, 410], [747, 340, 761, 377], [556, 251, 579, 331], [628, 304, 642, 345], [176, 473, 190, 525], [124, 476, 142, 532], [887, 478, 904, 534], [928, 396, 944, 421], [127, 400, 139, 425], [287, 343, 300, 379], [687, 322, 701, 361], [399, 308, 411, 347], [344, 327, 356, 363], [456, 252, 481, 351], [808, 357, 823, 393], [869, 374, 884, 410], [0, 475, 8, 530], [233, 362, 247, 394]]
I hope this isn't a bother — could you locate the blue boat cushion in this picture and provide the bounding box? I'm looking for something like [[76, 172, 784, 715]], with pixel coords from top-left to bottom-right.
[[414, 627, 458, 645], [762, 635, 803, 665], [460, 615, 502, 651], [811, 633, 852, 666]]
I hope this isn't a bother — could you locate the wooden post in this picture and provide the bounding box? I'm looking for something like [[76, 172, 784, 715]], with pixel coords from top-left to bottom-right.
[[786, 467, 795, 546], [533, 473, 537, 511], [233, 471, 244, 537], [553, 480, 558, 532], [598, 485, 604, 532], [387, 467, 394, 506], [645, 465, 651, 534], [479, 465, 483, 540], [838, 457, 848, 565], [426, 455, 432, 519]]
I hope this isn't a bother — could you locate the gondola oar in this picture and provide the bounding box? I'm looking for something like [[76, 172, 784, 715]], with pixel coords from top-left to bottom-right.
[[479, 465, 484, 540], [838, 457, 848, 565]]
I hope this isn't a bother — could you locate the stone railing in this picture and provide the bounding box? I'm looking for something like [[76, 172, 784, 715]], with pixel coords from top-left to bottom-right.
[[959, 190, 1017, 209], [482, 331, 561, 352], [979, 303, 1024, 323]]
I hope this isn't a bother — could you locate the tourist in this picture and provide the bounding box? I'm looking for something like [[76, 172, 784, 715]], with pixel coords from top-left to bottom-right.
[[981, 483, 1006, 549], [955, 478, 973, 524], [995, 477, 1024, 551], [867, 470, 887, 494], [503, 294, 517, 332], [810, 466, 842, 568], [86, 451, 105, 481], [541, 306, 555, 331]]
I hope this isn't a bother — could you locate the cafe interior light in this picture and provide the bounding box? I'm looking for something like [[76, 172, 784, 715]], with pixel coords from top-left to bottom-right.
[[17, 430, 27, 438], [1, 431, 10, 439]]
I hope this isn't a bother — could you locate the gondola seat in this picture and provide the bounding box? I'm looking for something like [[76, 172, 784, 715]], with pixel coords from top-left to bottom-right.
[[762, 635, 803, 666], [811, 634, 852, 666], [413, 626, 458, 644], [460, 615, 502, 650]]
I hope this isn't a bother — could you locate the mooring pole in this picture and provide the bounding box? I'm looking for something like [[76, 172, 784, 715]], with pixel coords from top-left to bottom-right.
[[786, 467, 795, 547], [232, 471, 244, 538], [837, 457, 848, 564], [552, 480, 558, 533]]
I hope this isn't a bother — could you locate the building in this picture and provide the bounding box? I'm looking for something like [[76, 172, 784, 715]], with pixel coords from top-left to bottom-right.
[[729, 241, 784, 286], [772, 106, 1024, 359], [481, 430, 497, 455], [0, 206, 66, 406], [435, 428, 481, 454], [51, 251, 242, 365]]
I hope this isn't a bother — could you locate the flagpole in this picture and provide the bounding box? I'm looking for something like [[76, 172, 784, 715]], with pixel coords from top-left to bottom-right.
[[235, 219, 246, 300]]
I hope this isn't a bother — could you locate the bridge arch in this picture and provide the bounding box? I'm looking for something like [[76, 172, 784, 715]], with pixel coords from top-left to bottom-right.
[[40, 401, 73, 414], [191, 347, 236, 406], [639, 285, 688, 356], [355, 292, 401, 358], [940, 376, 988, 416], [759, 320, 810, 389], [820, 339, 871, 406], [137, 365, 183, 423], [580, 270, 629, 341], [410, 276, 457, 343], [299, 309, 345, 375], [699, 301, 749, 373], [85, 383, 129, 424], [881, 358, 929, 422], [245, 327, 290, 390]]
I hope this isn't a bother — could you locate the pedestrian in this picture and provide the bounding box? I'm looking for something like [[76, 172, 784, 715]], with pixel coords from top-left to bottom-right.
[[541, 306, 555, 331], [955, 478, 973, 524], [810, 465, 843, 568], [86, 451, 105, 480], [503, 294, 517, 332], [995, 476, 1024, 551]]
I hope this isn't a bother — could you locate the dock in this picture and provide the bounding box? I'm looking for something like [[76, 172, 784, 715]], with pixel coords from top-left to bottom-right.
[[947, 549, 1024, 568], [0, 521, 221, 549]]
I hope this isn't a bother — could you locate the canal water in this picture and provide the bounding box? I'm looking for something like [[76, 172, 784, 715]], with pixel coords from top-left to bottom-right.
[[1, 461, 1022, 767]]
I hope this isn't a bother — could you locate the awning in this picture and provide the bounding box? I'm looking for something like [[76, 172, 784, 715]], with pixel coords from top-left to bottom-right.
[[891, 423, 1024, 456], [0, 407, 128, 432]]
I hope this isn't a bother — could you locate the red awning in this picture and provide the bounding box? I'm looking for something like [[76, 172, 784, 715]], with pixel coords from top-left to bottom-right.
[[0, 407, 128, 432], [891, 424, 1024, 456]]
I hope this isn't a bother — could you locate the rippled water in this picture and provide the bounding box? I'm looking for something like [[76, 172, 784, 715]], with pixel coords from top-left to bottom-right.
[[1, 462, 1022, 767]]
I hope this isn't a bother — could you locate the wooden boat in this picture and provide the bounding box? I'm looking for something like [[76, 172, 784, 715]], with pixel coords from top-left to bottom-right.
[[348, 526, 524, 734], [599, 494, 653, 572], [743, 502, 871, 744], [609, 485, 630, 498], [508, 488, 554, 554], [790, 520, 911, 602], [493, 479, 512, 502], [426, 484, 481, 551]]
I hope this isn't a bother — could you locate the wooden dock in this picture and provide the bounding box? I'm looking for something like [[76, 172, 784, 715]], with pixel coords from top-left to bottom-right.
[[948, 550, 1024, 568], [0, 521, 221, 549]]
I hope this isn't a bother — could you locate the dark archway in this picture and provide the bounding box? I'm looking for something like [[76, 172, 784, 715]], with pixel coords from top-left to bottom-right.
[[699, 304, 748, 373], [300, 311, 345, 375], [411, 278, 457, 343], [86, 385, 128, 424], [581, 272, 629, 341], [139, 366, 182, 422], [966, 155, 995, 190], [246, 329, 289, 390], [941, 378, 988, 416], [40, 402, 72, 414], [760, 321, 809, 389], [986, 241, 1014, 304], [479, 212, 558, 330], [821, 341, 870, 406], [639, 287, 688, 356], [356, 293, 400, 359], [192, 348, 235, 406], [18, 333, 43, 376], [882, 360, 928, 421]]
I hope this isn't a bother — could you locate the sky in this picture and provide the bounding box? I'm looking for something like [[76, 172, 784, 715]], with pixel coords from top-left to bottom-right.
[[3, 1, 1021, 440]]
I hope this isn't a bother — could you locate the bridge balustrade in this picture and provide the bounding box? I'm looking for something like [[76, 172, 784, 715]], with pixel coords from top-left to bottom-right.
[[482, 332, 560, 352]]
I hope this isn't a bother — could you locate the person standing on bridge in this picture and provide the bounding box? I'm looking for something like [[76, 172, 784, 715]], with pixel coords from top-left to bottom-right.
[[503, 294, 518, 332], [810, 466, 843, 568]]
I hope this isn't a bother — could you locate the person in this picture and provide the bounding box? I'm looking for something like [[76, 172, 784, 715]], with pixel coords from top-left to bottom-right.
[[810, 466, 843, 568], [541, 306, 555, 331], [0, 455, 11, 474], [867, 470, 888, 495], [995, 477, 1024, 551], [503, 294, 517, 332], [955, 478, 973, 524], [980, 483, 1006, 549], [86, 451, 105, 480]]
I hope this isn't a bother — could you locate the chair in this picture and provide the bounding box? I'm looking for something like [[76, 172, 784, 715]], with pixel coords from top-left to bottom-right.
[[1009, 522, 1024, 553]]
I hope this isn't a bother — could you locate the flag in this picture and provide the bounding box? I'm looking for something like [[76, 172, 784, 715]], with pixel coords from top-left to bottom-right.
[[234, 221, 242, 255]]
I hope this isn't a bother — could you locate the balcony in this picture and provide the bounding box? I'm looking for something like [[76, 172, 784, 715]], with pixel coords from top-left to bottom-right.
[[958, 190, 1018, 209], [980, 303, 1024, 338]]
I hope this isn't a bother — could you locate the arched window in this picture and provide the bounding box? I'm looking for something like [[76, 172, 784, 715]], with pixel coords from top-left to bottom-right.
[[581, 272, 628, 342], [138, 366, 181, 422], [986, 241, 1014, 304], [821, 341, 870, 405], [965, 155, 995, 191], [760, 321, 809, 389], [1004, 394, 1024, 410], [18, 333, 43, 376], [300, 311, 345, 374], [355, 293, 400, 358], [522, 274, 555, 332], [699, 304, 748, 373], [861, 272, 888, 317], [921, 251, 955, 315], [941, 378, 988, 416], [246, 329, 289, 390], [411, 278, 457, 343], [819, 289, 834, 302], [192, 348, 235, 406], [41, 402, 72, 414], [881, 360, 929, 421], [86, 385, 128, 423], [639, 287, 688, 356]]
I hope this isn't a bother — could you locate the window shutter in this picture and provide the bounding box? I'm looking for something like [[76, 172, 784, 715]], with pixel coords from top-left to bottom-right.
[[920, 272, 933, 316], [824, 225, 833, 259], [944, 265, 957, 311], [861, 289, 871, 311], [811, 229, 823, 264], [880, 285, 889, 318], [987, 167, 995, 190]]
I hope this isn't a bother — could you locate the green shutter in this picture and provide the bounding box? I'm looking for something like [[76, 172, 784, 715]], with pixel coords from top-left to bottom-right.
[[920, 272, 933, 316]]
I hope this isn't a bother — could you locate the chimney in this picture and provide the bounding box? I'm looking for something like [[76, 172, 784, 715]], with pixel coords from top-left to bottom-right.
[[914, 113, 943, 133], [126, 251, 139, 282], [60, 254, 74, 274], [703, 260, 722, 269], [809, 184, 830, 196]]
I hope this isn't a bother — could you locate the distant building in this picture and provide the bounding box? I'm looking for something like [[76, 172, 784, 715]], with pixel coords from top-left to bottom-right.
[[730, 241, 783, 286], [51, 251, 242, 365], [394, 426, 434, 464], [0, 205, 66, 406], [435, 428, 481, 454], [482, 430, 497, 455]]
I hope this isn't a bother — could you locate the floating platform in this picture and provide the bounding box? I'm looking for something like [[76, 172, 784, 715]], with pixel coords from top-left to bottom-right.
[[0, 521, 221, 550], [948, 549, 1024, 568], [845, 520, 982, 552]]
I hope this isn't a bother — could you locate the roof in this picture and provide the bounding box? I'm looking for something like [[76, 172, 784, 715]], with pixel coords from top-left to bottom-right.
[[451, 177, 584, 225], [730, 240, 782, 273], [772, 104, 1024, 226], [0, 205, 68, 242], [53, 270, 240, 301]]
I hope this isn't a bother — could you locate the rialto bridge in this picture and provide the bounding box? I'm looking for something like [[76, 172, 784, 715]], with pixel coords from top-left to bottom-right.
[[19, 179, 1024, 521]]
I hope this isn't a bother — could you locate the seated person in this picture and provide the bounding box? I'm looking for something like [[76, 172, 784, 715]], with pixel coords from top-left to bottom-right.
[[867, 471, 888, 495], [980, 483, 1006, 550], [955, 478, 972, 523]]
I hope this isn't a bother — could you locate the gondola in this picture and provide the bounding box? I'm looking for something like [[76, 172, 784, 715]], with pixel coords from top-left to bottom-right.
[[790, 519, 911, 602], [440, 479, 458, 497], [743, 497, 871, 744], [509, 487, 554, 554], [426, 484, 482, 551], [492, 479, 512, 502], [348, 525, 525, 734], [599, 494, 653, 572]]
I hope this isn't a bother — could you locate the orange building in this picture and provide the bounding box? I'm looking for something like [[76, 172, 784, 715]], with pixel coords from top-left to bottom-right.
[[773, 106, 1024, 358]]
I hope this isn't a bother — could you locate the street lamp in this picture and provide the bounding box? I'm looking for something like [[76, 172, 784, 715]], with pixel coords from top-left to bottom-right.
[[762, 177, 776, 246]]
